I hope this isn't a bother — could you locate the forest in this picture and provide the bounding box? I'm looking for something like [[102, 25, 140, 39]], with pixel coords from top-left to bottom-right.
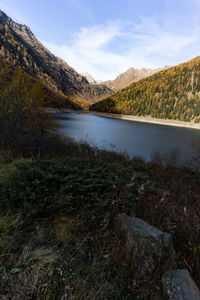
[[0, 58, 80, 110], [90, 56, 200, 122]]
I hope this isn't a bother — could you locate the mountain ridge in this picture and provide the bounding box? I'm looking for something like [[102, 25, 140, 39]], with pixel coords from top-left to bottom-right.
[[90, 56, 200, 122], [102, 66, 169, 91], [0, 10, 113, 104], [81, 72, 102, 85]]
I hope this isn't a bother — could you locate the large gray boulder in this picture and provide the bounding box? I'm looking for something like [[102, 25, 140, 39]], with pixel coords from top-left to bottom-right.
[[162, 269, 200, 299], [117, 214, 176, 276]]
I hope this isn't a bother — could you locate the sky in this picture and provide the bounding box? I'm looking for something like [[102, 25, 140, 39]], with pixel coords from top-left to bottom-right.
[[0, 0, 200, 80]]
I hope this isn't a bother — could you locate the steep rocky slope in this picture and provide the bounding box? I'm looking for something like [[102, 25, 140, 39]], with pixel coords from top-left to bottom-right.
[[0, 10, 113, 103], [81, 72, 102, 85]]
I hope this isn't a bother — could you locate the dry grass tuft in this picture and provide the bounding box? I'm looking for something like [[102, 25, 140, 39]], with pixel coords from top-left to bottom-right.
[[53, 216, 79, 243]]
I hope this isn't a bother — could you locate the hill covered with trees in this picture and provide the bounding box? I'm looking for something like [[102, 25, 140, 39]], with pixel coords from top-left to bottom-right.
[[0, 57, 81, 152], [90, 56, 200, 122], [0, 58, 80, 109]]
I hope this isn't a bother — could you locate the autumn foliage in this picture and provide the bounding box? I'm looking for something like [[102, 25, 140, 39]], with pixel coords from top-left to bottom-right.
[[90, 56, 200, 122]]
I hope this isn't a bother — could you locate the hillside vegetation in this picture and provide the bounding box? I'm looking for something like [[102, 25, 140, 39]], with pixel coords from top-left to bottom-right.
[[90, 56, 200, 122], [0, 58, 80, 109], [1, 149, 200, 299], [0, 58, 81, 155], [0, 60, 200, 298]]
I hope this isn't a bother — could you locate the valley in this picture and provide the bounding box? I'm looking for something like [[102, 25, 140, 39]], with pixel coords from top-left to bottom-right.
[[1, 6, 200, 300], [0, 10, 112, 106]]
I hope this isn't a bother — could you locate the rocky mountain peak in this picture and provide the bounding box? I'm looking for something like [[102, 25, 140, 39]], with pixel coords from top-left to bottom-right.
[[0, 10, 10, 22], [81, 72, 98, 84], [0, 9, 33, 38], [102, 67, 167, 91], [126, 67, 135, 73]]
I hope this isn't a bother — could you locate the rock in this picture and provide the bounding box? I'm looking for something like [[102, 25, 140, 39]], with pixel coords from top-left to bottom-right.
[[162, 269, 200, 299], [117, 214, 176, 276], [102, 67, 169, 92], [81, 72, 98, 85]]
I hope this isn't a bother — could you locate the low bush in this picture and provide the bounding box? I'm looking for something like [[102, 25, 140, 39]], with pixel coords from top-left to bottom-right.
[[1, 155, 200, 299]]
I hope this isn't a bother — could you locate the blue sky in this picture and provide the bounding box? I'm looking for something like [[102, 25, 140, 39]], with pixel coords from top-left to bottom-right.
[[0, 0, 200, 80]]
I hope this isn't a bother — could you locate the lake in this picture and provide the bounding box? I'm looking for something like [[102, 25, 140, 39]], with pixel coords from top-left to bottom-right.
[[55, 112, 200, 166]]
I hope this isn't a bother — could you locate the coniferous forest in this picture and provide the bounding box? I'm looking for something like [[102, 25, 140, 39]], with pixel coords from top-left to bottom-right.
[[90, 57, 200, 122]]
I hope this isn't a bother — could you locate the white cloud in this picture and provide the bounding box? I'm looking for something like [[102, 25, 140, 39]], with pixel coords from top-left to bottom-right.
[[43, 17, 200, 81], [43, 22, 126, 80], [128, 17, 198, 57], [1, 0, 200, 81]]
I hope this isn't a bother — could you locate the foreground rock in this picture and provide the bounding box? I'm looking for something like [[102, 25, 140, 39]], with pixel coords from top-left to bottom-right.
[[118, 214, 200, 298], [162, 269, 200, 299], [117, 214, 176, 276]]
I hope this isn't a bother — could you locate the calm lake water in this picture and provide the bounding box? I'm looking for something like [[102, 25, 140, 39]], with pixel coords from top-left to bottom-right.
[[55, 112, 200, 166]]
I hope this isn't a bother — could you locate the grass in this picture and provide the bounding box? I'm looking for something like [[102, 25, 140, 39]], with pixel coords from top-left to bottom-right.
[[0, 136, 200, 299], [0, 158, 29, 184], [0, 157, 160, 299]]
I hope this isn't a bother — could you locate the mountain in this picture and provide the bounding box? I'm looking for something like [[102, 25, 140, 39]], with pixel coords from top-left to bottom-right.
[[81, 72, 102, 85], [90, 57, 200, 122], [0, 10, 113, 104], [82, 72, 97, 84], [102, 67, 168, 91], [0, 57, 81, 109]]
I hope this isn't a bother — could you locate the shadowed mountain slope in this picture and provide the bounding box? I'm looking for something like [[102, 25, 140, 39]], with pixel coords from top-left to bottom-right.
[[0, 57, 81, 109], [0, 10, 113, 104]]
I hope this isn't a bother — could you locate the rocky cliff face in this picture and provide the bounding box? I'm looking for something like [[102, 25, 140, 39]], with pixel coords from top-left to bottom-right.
[[81, 72, 99, 85], [103, 67, 167, 91], [0, 10, 113, 103]]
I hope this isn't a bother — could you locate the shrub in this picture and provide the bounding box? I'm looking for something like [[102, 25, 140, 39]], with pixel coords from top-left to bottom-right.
[[0, 73, 57, 150]]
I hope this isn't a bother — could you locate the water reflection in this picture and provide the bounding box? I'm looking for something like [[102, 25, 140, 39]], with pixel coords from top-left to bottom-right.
[[55, 112, 200, 166]]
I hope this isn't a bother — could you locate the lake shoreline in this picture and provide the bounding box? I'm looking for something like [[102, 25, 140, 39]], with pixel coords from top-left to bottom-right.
[[47, 108, 200, 130], [88, 111, 200, 130]]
